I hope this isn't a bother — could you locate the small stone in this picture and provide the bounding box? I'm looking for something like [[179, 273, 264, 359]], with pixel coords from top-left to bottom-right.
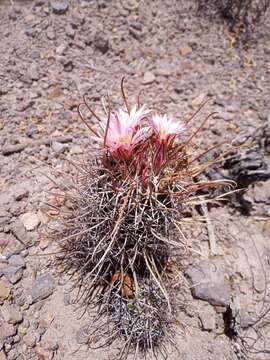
[[4, 344, 11, 352], [18, 325, 28, 336], [142, 71, 156, 85], [0, 323, 16, 340], [0, 210, 11, 227], [39, 314, 54, 329], [23, 332, 36, 348], [240, 311, 256, 329], [13, 335, 20, 343], [46, 28, 56, 41], [0, 280, 11, 304], [253, 181, 270, 203], [3, 306, 23, 324], [217, 111, 234, 121], [93, 32, 109, 54], [26, 124, 39, 138], [8, 255, 25, 269], [10, 219, 32, 245], [2, 266, 23, 284], [192, 93, 206, 107], [56, 43, 67, 55], [35, 346, 51, 360], [179, 45, 192, 56], [129, 27, 142, 40], [25, 27, 38, 38], [199, 305, 216, 331], [0, 352, 6, 360], [28, 63, 40, 81], [50, 0, 69, 14], [14, 188, 29, 201], [186, 261, 230, 307], [40, 329, 58, 351], [31, 273, 55, 303], [65, 24, 75, 38], [51, 141, 66, 154], [48, 86, 62, 99], [20, 212, 40, 231], [6, 348, 17, 360], [76, 325, 90, 344]]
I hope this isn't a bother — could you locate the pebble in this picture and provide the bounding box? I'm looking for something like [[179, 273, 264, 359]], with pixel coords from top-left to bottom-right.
[[31, 273, 55, 303], [23, 332, 37, 348], [179, 45, 192, 56], [185, 261, 230, 307], [2, 266, 23, 284], [13, 335, 20, 343], [14, 188, 29, 201], [0, 352, 6, 360], [40, 329, 58, 351], [2, 306, 23, 324], [10, 219, 32, 246], [0, 280, 11, 304], [28, 63, 40, 81], [0, 323, 17, 340], [65, 24, 75, 38], [93, 32, 109, 54], [199, 305, 216, 331], [56, 43, 67, 55], [192, 93, 206, 107], [46, 28, 56, 41], [25, 27, 38, 38], [26, 124, 39, 138], [214, 111, 234, 121], [253, 181, 270, 203], [50, 0, 69, 14], [0, 210, 11, 227], [20, 212, 40, 231], [35, 346, 52, 360], [51, 141, 67, 154], [142, 71, 156, 85], [18, 325, 28, 337], [8, 255, 25, 269], [155, 65, 172, 77], [6, 349, 17, 360]]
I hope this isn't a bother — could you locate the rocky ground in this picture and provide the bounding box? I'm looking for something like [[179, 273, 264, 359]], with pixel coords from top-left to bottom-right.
[[0, 0, 270, 359]]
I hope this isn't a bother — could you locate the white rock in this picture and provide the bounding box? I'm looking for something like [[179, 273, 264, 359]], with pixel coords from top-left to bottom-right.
[[20, 212, 40, 231], [142, 71, 156, 85]]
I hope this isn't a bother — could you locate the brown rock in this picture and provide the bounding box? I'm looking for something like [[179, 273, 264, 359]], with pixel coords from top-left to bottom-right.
[[0, 280, 11, 304], [35, 346, 51, 360], [24, 332, 37, 348], [0, 352, 7, 360], [192, 93, 206, 107], [199, 305, 216, 330], [179, 45, 192, 56], [0, 323, 17, 339], [3, 305, 23, 324]]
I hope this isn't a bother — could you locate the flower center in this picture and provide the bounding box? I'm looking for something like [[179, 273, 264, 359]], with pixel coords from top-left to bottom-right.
[[119, 134, 132, 145]]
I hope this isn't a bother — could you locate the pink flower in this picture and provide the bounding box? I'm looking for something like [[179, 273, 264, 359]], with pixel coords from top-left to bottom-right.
[[150, 114, 185, 144], [149, 114, 185, 172], [104, 105, 151, 160]]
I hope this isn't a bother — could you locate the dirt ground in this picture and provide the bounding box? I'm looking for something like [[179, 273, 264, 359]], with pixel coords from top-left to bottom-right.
[[0, 0, 270, 359]]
